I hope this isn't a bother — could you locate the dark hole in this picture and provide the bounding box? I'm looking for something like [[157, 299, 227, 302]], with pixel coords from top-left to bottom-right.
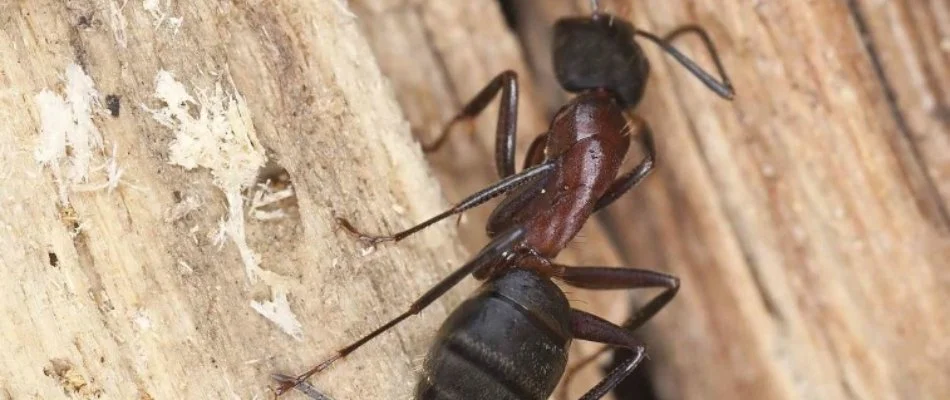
[[498, 0, 519, 31], [251, 160, 299, 217], [256, 160, 291, 185], [48, 252, 59, 267], [605, 346, 660, 400], [105, 94, 121, 117]]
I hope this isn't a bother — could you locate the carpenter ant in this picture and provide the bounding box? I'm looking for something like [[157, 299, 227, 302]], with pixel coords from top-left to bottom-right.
[[275, 1, 733, 398]]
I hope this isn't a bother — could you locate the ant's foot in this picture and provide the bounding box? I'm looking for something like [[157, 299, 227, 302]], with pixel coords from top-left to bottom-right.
[[335, 218, 395, 247], [271, 373, 298, 397], [271, 373, 333, 400]]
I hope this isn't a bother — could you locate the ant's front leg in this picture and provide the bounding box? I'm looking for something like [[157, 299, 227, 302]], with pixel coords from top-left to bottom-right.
[[593, 115, 656, 212], [423, 70, 520, 179]]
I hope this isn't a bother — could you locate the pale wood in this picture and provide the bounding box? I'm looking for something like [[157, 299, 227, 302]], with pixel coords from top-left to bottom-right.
[[7, 1, 945, 400], [0, 1, 470, 399], [505, 1, 950, 400]]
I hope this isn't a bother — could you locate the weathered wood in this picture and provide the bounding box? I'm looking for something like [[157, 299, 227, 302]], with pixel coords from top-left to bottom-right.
[[7, 0, 947, 399], [503, 0, 950, 399], [0, 1, 470, 399]]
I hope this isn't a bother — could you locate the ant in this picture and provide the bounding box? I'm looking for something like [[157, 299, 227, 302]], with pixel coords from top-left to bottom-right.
[[275, 0, 733, 398]]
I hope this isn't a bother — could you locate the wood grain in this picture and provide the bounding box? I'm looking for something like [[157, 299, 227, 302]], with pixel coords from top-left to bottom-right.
[[505, 0, 950, 399], [4, 0, 948, 399], [0, 1, 469, 399]]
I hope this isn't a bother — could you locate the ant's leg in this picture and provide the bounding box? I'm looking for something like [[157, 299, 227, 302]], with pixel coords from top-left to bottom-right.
[[271, 374, 334, 400], [558, 266, 680, 327], [422, 70, 519, 178], [484, 133, 550, 233], [634, 26, 735, 99], [569, 309, 647, 400], [339, 162, 553, 246], [593, 117, 655, 212], [274, 227, 525, 396], [522, 132, 548, 170], [552, 265, 679, 400]]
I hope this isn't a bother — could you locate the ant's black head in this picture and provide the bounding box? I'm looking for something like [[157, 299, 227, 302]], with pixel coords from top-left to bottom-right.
[[553, 14, 649, 107]]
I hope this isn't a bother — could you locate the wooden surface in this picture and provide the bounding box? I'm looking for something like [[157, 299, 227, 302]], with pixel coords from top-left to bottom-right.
[[353, 1, 950, 400], [0, 1, 470, 399], [3, 1, 949, 400]]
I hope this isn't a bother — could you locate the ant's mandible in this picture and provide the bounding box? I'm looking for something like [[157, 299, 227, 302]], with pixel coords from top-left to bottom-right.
[[275, 1, 733, 398]]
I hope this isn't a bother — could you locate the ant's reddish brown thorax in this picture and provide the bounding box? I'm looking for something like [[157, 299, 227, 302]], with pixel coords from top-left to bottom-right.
[[487, 90, 632, 258], [545, 90, 631, 157]]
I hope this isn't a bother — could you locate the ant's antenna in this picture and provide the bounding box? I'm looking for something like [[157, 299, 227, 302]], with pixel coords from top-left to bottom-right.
[[634, 27, 735, 99]]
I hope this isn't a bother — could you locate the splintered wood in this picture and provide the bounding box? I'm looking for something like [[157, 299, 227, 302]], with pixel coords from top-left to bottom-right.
[[2, 1, 466, 399], [1, 0, 947, 399]]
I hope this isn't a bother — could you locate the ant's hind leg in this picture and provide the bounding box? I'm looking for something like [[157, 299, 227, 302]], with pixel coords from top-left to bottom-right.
[[274, 227, 526, 397], [568, 309, 648, 400], [551, 264, 679, 400], [423, 70, 520, 179], [558, 266, 680, 329]]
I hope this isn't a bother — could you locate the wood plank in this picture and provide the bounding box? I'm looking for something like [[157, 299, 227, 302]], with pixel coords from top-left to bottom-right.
[[0, 1, 468, 398]]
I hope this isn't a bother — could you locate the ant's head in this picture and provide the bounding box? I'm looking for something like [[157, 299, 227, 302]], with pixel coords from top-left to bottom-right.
[[553, 13, 649, 107]]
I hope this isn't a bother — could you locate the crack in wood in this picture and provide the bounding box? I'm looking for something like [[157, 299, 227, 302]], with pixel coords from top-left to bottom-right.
[[847, 0, 950, 233]]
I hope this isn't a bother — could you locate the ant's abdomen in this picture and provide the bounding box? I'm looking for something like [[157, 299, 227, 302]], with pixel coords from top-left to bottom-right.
[[416, 270, 571, 400]]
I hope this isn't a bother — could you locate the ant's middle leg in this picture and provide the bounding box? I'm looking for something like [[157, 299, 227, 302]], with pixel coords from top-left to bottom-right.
[[422, 70, 520, 178], [593, 116, 656, 212], [271, 374, 333, 400], [339, 162, 554, 246]]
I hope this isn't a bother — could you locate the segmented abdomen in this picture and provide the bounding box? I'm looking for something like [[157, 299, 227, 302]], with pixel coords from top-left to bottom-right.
[[416, 284, 570, 400]]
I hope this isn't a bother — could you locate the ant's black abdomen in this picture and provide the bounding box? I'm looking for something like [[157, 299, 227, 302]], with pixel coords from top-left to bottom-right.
[[553, 15, 650, 107], [416, 269, 572, 400]]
